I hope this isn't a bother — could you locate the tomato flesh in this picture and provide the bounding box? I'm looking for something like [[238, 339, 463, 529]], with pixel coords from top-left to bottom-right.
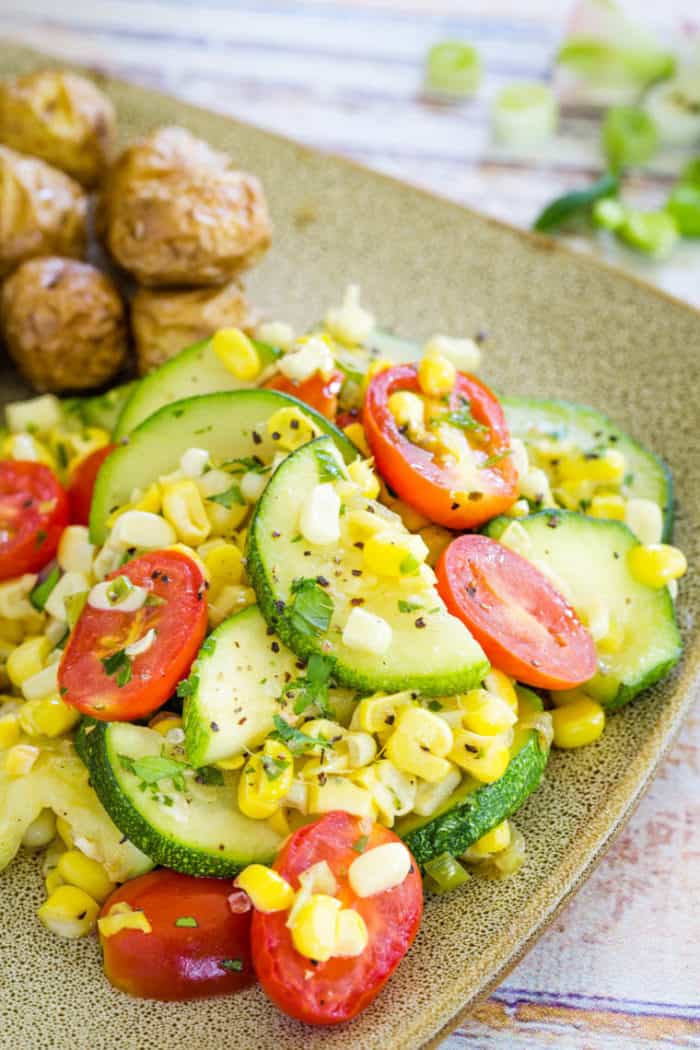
[[252, 811, 423, 1026], [363, 365, 517, 529], [68, 444, 116, 526], [0, 460, 69, 581], [264, 369, 344, 420], [59, 549, 207, 720], [437, 534, 596, 690], [100, 870, 254, 1000]]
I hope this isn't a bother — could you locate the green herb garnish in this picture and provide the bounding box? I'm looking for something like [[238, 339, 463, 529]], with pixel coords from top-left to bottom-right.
[[351, 835, 369, 853], [220, 958, 244, 972], [286, 653, 334, 716], [398, 599, 422, 614], [261, 754, 291, 780], [102, 649, 132, 688], [271, 713, 331, 754], [533, 172, 619, 233], [175, 916, 198, 928], [289, 578, 334, 638], [30, 566, 61, 611], [315, 446, 345, 482], [118, 753, 188, 792], [208, 483, 245, 508], [433, 397, 488, 437], [482, 448, 513, 469]]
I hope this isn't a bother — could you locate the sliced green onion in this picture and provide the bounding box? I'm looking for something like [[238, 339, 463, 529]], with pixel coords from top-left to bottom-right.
[[592, 196, 627, 230], [532, 172, 619, 233], [617, 210, 679, 258], [644, 76, 700, 148], [557, 38, 675, 90], [423, 852, 470, 894], [424, 41, 481, 98], [492, 83, 558, 147], [30, 565, 61, 611], [666, 185, 700, 237], [65, 590, 88, 630], [602, 106, 657, 172]]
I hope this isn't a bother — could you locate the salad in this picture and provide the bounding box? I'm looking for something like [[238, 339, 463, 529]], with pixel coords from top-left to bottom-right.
[[0, 286, 686, 1025]]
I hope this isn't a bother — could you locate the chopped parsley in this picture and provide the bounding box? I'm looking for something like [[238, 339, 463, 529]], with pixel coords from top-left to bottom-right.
[[194, 765, 225, 786], [30, 566, 61, 611], [482, 448, 513, 469], [315, 445, 345, 482], [101, 649, 132, 688], [118, 753, 188, 792], [398, 599, 422, 613], [220, 958, 244, 972], [427, 700, 443, 711], [208, 483, 245, 508], [224, 455, 270, 475], [351, 834, 369, 853], [288, 578, 334, 638], [399, 554, 420, 575], [200, 635, 216, 656], [35, 529, 47, 548], [285, 653, 334, 716], [271, 713, 331, 754], [261, 753, 291, 780], [174, 916, 198, 928], [177, 673, 199, 699], [433, 397, 488, 437]]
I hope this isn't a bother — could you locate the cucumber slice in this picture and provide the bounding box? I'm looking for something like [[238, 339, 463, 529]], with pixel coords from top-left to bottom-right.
[[397, 690, 549, 866], [90, 389, 358, 545], [62, 382, 136, 437], [114, 338, 280, 439], [502, 396, 673, 539], [76, 720, 283, 877], [183, 604, 355, 768], [334, 329, 420, 387], [247, 436, 489, 695], [485, 509, 682, 709]]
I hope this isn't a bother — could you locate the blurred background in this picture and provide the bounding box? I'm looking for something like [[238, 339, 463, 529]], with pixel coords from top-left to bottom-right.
[[1, 2, 698, 1048]]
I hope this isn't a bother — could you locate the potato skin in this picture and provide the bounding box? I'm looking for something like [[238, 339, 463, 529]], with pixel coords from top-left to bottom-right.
[[0, 71, 117, 187], [0, 145, 87, 278], [102, 126, 271, 286], [131, 280, 257, 374], [1, 257, 128, 393]]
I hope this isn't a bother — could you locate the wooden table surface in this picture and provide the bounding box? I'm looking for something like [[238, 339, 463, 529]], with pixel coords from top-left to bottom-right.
[[1, 2, 698, 1047]]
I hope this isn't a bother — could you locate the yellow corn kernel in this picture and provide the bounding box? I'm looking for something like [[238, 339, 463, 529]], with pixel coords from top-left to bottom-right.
[[307, 776, 376, 819], [4, 743, 39, 776], [598, 615, 626, 654], [418, 351, 457, 398], [348, 459, 380, 499], [57, 849, 116, 903], [348, 841, 412, 897], [353, 692, 413, 734], [106, 483, 162, 528], [18, 695, 80, 739], [2, 432, 56, 468], [266, 406, 319, 452], [238, 740, 294, 819], [386, 707, 454, 783], [290, 894, 342, 962], [558, 448, 626, 485], [267, 807, 291, 837], [45, 869, 65, 895], [208, 584, 255, 627], [235, 864, 295, 913], [22, 808, 57, 849], [449, 730, 510, 783], [363, 531, 426, 578], [334, 907, 368, 957], [458, 689, 517, 736], [161, 480, 211, 546], [215, 753, 245, 771], [387, 390, 425, 431], [0, 714, 20, 750], [212, 327, 261, 380], [361, 358, 393, 393], [505, 498, 530, 519], [38, 884, 99, 939], [202, 542, 244, 597], [6, 636, 51, 688], [343, 422, 370, 457], [98, 902, 152, 938], [465, 820, 512, 859], [55, 816, 74, 849], [551, 698, 605, 749], [148, 713, 183, 737], [58, 427, 110, 474], [483, 669, 518, 713], [588, 492, 626, 521], [419, 524, 452, 567], [628, 543, 687, 589]]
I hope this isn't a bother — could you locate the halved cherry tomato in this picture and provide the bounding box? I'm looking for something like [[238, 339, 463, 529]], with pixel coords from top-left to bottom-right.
[[336, 409, 360, 430], [264, 368, 344, 420], [437, 534, 596, 690], [0, 460, 69, 580], [99, 870, 254, 1000], [59, 549, 207, 720], [363, 365, 517, 529], [67, 444, 116, 526], [252, 811, 423, 1026]]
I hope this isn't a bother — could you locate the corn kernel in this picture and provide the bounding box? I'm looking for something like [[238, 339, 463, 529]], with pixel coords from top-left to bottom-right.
[[342, 606, 392, 656], [348, 842, 412, 898], [106, 483, 162, 528], [363, 530, 427, 578], [45, 869, 64, 895], [208, 584, 255, 627], [22, 808, 57, 849], [348, 459, 380, 499], [464, 820, 512, 859], [458, 689, 517, 736], [423, 334, 480, 374], [628, 543, 687, 589], [387, 390, 424, 431], [0, 714, 21, 750], [19, 695, 80, 738], [212, 327, 261, 380], [334, 907, 369, 957], [307, 776, 376, 819], [6, 393, 62, 434], [38, 885, 99, 939], [235, 864, 295, 913], [161, 480, 211, 546], [483, 669, 518, 713], [362, 359, 393, 393], [4, 743, 39, 776], [558, 448, 626, 484], [551, 697, 605, 748], [412, 764, 462, 816], [98, 902, 152, 938], [148, 713, 184, 737], [324, 284, 375, 346], [267, 807, 291, 837], [290, 894, 341, 961], [386, 706, 453, 783], [6, 636, 51, 687], [57, 850, 115, 903], [215, 753, 245, 771], [418, 351, 457, 398], [56, 817, 74, 849], [238, 740, 294, 819], [449, 730, 510, 783], [353, 692, 414, 734], [589, 492, 626, 520], [108, 509, 175, 550], [299, 482, 342, 546], [2, 432, 55, 468], [343, 422, 370, 457], [266, 406, 319, 452], [21, 661, 59, 702], [202, 542, 244, 598]]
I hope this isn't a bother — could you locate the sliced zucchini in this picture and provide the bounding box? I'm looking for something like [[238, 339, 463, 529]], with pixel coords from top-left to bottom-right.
[[397, 690, 550, 866], [334, 328, 421, 386], [114, 338, 280, 439], [76, 720, 283, 877], [90, 389, 358, 545], [485, 509, 682, 709], [247, 436, 489, 695], [503, 396, 673, 539], [62, 381, 136, 437], [183, 604, 355, 768]]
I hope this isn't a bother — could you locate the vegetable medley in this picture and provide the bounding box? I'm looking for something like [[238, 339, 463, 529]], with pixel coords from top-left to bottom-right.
[[0, 286, 687, 1024]]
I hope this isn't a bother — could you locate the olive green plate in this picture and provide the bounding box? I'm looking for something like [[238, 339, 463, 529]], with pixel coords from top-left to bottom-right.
[[1, 41, 699, 1050]]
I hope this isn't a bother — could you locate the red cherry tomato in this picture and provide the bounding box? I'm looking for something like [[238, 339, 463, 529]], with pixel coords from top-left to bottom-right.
[[99, 870, 254, 1000], [252, 812, 423, 1026], [336, 409, 360, 430], [68, 444, 116, 526], [0, 460, 69, 580], [59, 549, 207, 721], [363, 365, 517, 529], [437, 534, 596, 690], [264, 369, 344, 420]]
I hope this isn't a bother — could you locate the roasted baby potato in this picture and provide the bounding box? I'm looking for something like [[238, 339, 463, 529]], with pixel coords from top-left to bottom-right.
[[131, 280, 257, 374], [1, 257, 128, 393], [0, 71, 117, 187], [0, 145, 87, 278], [101, 126, 271, 286]]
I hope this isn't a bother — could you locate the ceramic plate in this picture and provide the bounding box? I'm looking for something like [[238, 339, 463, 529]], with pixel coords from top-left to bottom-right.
[[1, 42, 699, 1050]]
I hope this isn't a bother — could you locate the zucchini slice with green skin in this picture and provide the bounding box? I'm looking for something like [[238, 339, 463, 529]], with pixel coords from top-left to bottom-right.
[[62, 381, 137, 437], [76, 719, 284, 877], [246, 436, 489, 696], [183, 604, 356, 768], [485, 509, 682, 710], [502, 395, 673, 540], [113, 338, 280, 439], [90, 389, 357, 545], [397, 690, 550, 867]]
